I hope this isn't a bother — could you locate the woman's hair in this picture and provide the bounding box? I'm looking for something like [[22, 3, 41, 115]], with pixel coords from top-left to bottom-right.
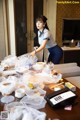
[[36, 15, 49, 30]]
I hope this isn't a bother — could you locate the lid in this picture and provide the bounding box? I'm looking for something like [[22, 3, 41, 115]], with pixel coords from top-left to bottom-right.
[[1, 95, 15, 104]]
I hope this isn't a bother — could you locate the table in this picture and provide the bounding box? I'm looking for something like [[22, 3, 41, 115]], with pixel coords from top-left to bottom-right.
[[0, 80, 80, 120], [41, 82, 80, 120]]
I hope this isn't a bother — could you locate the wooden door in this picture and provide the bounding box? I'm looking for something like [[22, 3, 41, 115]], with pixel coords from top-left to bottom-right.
[[14, 0, 43, 56]]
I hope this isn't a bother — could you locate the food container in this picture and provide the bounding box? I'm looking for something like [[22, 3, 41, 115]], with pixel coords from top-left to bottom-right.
[[0, 80, 16, 96], [32, 62, 46, 71], [15, 88, 26, 98]]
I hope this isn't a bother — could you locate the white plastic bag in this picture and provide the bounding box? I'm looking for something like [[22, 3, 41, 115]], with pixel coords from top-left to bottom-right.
[[16, 53, 38, 68], [20, 95, 47, 109], [5, 102, 46, 120], [1, 55, 18, 68], [0, 76, 17, 95]]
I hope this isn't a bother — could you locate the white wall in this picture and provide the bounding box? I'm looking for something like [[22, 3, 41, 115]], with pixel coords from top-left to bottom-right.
[[7, 0, 16, 55], [44, 0, 57, 40], [43, 0, 57, 61], [0, 0, 6, 61]]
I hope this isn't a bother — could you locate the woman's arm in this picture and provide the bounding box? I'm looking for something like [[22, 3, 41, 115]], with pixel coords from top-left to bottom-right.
[[30, 39, 48, 56]]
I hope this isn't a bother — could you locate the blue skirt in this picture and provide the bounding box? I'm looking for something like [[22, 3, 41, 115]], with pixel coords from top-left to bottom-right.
[[48, 45, 63, 64]]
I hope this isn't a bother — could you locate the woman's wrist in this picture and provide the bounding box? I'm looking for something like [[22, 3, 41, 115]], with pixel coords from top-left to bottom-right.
[[34, 49, 36, 54], [34, 47, 37, 54]]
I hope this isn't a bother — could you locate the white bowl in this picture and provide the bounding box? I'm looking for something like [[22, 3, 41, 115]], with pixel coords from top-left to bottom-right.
[[15, 88, 25, 98]]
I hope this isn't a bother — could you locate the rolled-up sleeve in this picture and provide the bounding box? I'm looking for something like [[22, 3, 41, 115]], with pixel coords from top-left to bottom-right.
[[43, 31, 50, 40]]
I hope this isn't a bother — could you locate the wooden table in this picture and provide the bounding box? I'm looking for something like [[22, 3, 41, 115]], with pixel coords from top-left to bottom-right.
[[41, 83, 80, 120], [0, 81, 80, 120]]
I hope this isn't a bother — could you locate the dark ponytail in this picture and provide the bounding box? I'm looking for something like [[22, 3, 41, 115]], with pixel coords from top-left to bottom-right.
[[36, 15, 49, 30]]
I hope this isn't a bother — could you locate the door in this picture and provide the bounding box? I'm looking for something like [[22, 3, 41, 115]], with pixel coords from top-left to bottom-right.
[[14, 0, 43, 56]]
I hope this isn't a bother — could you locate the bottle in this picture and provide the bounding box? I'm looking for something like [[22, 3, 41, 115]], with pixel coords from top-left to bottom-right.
[[77, 41, 80, 47], [70, 39, 75, 47], [71, 39, 74, 43]]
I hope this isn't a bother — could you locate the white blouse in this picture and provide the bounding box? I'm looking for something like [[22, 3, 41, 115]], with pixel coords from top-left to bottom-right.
[[38, 28, 57, 48]]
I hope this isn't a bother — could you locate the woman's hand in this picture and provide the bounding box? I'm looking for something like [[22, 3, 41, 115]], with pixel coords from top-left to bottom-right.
[[30, 40, 47, 56], [30, 51, 36, 56]]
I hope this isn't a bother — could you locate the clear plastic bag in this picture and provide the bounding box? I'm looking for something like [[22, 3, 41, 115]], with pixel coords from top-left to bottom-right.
[[16, 53, 38, 68], [25, 86, 46, 96], [0, 76, 17, 95], [1, 55, 18, 68], [4, 102, 46, 120], [20, 95, 47, 109], [0, 65, 4, 72]]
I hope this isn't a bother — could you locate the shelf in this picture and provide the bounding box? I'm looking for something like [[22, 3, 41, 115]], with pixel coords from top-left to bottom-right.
[[62, 46, 80, 51]]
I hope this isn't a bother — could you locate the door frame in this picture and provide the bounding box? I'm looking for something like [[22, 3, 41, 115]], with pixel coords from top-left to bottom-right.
[[5, 0, 57, 56], [26, 0, 34, 52]]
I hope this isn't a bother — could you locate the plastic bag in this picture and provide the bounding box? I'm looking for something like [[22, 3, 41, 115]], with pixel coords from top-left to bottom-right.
[[42, 62, 54, 74], [16, 53, 38, 68], [0, 76, 17, 95], [25, 86, 46, 96], [1, 55, 18, 68], [20, 95, 47, 109], [4, 102, 46, 120]]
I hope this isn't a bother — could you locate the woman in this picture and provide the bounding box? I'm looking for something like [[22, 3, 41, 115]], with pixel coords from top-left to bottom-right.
[[30, 15, 63, 64]]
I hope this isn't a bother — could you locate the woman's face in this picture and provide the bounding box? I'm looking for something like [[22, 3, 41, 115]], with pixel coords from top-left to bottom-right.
[[36, 20, 45, 31]]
